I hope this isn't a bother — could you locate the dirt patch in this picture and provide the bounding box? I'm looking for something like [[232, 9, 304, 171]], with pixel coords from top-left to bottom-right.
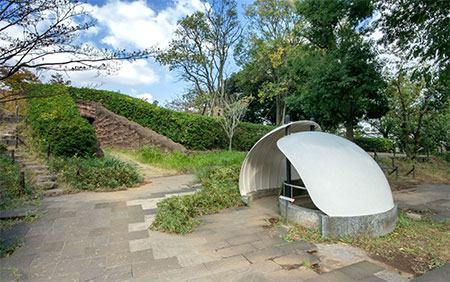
[[262, 217, 280, 229], [370, 253, 417, 276], [383, 158, 449, 191]]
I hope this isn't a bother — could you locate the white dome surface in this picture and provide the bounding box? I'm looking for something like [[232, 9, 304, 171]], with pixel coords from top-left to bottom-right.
[[277, 132, 394, 217], [239, 121, 320, 198]]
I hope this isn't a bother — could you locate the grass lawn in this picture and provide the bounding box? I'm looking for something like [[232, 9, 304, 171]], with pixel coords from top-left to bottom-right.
[[106, 146, 246, 173], [379, 157, 449, 190]]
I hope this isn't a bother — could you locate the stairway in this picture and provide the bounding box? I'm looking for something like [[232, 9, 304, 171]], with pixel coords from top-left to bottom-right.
[[11, 150, 63, 196], [1, 117, 62, 196]]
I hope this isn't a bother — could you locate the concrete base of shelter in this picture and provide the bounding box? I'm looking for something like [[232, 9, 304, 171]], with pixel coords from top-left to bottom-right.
[[279, 199, 397, 239], [241, 188, 280, 204]]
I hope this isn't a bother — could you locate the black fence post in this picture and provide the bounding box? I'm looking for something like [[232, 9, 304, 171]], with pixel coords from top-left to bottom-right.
[[11, 149, 15, 164], [309, 117, 315, 131], [20, 171, 25, 193], [47, 144, 51, 159], [15, 131, 18, 149], [285, 114, 291, 198]]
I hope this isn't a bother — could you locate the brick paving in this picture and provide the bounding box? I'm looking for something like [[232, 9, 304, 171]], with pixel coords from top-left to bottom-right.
[[1, 174, 411, 281]]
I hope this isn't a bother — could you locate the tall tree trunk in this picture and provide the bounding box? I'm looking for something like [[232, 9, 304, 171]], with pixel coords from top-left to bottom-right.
[[345, 120, 354, 141], [275, 95, 286, 126]]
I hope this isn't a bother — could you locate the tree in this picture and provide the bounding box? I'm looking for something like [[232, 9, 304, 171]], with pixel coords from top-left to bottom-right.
[[218, 93, 251, 151], [383, 59, 448, 159], [50, 73, 71, 86], [236, 0, 301, 125], [0, 0, 151, 82], [156, 0, 242, 116], [0, 68, 40, 113], [285, 0, 387, 140], [375, 0, 449, 83]]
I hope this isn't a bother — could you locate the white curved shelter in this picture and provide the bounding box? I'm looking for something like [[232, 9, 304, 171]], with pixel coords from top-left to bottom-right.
[[277, 132, 394, 217], [239, 124, 397, 237], [239, 120, 320, 200]]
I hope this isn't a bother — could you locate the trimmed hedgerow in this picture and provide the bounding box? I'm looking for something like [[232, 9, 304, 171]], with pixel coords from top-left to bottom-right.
[[67, 86, 273, 151], [354, 137, 394, 152], [27, 84, 97, 157]]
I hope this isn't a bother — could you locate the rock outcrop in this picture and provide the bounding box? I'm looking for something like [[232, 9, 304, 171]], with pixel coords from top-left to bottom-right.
[[74, 100, 187, 153]]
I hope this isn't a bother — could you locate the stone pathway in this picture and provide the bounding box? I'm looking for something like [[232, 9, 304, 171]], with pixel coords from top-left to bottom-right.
[[1, 173, 412, 281], [393, 183, 450, 222]]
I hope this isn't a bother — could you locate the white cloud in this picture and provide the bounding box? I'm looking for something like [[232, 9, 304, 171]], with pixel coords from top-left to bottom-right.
[[86, 0, 206, 49], [136, 93, 153, 102], [65, 59, 159, 87]]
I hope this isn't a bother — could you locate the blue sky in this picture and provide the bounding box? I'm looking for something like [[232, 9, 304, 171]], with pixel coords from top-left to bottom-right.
[[51, 0, 253, 105]]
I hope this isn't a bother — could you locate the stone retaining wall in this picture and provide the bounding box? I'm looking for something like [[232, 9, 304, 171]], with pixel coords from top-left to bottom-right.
[[74, 100, 187, 153]]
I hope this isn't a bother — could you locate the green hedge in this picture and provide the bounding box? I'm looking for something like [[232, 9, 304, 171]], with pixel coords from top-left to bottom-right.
[[27, 84, 98, 157], [354, 137, 394, 152], [67, 87, 273, 151]]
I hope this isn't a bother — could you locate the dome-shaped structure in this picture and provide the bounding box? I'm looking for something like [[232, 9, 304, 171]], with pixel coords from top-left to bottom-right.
[[239, 121, 320, 201], [277, 132, 394, 217], [239, 124, 397, 238]]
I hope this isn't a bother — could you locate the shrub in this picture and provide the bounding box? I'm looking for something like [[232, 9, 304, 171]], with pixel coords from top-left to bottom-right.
[[67, 86, 274, 151], [151, 164, 244, 234], [354, 137, 394, 152], [0, 155, 33, 210], [0, 143, 7, 153], [48, 156, 142, 191], [27, 84, 97, 157]]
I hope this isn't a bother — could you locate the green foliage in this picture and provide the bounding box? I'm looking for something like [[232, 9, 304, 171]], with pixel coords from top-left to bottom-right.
[[237, 0, 301, 125], [354, 137, 394, 152], [383, 67, 448, 158], [27, 84, 97, 157], [151, 164, 244, 234], [0, 237, 23, 258], [0, 155, 33, 210], [286, 0, 386, 139], [135, 147, 246, 173], [296, 0, 374, 49], [48, 156, 142, 191], [156, 0, 242, 115], [67, 86, 273, 151], [0, 143, 7, 153], [376, 0, 449, 81]]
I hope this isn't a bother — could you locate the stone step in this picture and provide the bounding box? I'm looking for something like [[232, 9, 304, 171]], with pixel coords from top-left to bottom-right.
[[25, 165, 47, 170], [36, 181, 57, 190], [33, 170, 51, 175], [0, 206, 40, 220], [37, 175, 57, 181], [19, 161, 39, 166], [42, 188, 64, 196], [1, 139, 15, 146], [14, 154, 29, 159]]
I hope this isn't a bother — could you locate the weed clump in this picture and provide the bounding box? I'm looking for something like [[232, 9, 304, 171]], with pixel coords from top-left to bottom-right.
[[151, 163, 245, 234], [49, 156, 142, 191]]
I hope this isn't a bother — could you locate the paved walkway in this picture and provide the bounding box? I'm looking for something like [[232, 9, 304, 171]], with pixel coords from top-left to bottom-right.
[[1, 173, 413, 281], [393, 184, 450, 221]]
